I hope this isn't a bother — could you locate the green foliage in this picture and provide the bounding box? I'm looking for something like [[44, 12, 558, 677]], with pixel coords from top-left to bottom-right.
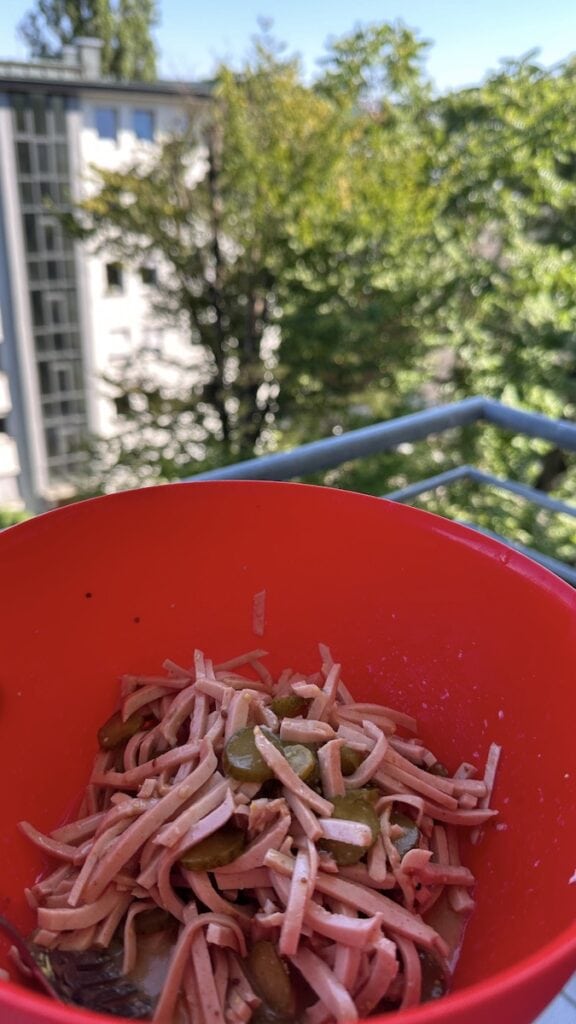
[[19, 0, 157, 80], [68, 24, 576, 565], [0, 508, 31, 528]]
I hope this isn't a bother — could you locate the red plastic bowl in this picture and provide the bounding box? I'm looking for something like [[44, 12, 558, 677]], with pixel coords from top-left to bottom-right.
[[0, 482, 574, 1024]]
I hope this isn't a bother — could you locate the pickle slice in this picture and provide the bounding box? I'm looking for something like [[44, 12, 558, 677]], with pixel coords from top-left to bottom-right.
[[97, 709, 145, 751], [269, 695, 310, 719], [339, 745, 366, 777], [283, 744, 317, 782], [246, 941, 296, 1018], [390, 809, 420, 858], [320, 791, 380, 866], [179, 823, 246, 871], [222, 726, 282, 782]]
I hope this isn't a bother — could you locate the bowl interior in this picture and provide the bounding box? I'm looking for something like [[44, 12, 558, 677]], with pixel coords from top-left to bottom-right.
[[0, 482, 575, 1018]]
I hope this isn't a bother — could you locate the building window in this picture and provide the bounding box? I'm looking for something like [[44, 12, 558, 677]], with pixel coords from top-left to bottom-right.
[[42, 217, 60, 251], [95, 107, 118, 140], [51, 95, 66, 135], [105, 262, 124, 293], [24, 214, 38, 252], [133, 109, 154, 141], [13, 93, 27, 133], [140, 265, 157, 286], [37, 143, 49, 174], [56, 142, 68, 174], [16, 141, 32, 175], [31, 290, 44, 327], [49, 295, 65, 324], [31, 94, 47, 135]]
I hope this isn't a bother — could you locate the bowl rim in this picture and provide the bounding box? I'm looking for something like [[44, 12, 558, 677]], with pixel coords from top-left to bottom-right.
[[3, 478, 576, 608]]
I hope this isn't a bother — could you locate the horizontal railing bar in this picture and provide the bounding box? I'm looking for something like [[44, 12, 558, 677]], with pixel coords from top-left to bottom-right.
[[466, 468, 576, 518], [384, 465, 475, 502], [482, 399, 576, 451], [188, 398, 576, 484], [458, 520, 576, 586], [386, 465, 576, 519], [185, 397, 486, 482]]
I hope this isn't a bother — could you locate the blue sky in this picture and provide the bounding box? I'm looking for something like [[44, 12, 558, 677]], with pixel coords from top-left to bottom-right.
[[0, 0, 575, 91]]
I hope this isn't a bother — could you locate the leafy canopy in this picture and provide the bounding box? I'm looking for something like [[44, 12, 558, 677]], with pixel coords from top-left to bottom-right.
[[19, 0, 158, 81]]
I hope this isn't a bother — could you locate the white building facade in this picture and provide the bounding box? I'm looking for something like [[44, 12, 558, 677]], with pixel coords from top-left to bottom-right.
[[0, 40, 209, 510]]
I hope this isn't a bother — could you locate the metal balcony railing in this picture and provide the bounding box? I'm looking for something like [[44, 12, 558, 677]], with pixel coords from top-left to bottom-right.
[[187, 396, 576, 586]]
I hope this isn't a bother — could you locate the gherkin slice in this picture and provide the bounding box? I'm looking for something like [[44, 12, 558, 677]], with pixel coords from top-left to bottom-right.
[[97, 709, 145, 751], [179, 823, 246, 871], [222, 726, 282, 782], [283, 743, 317, 781], [246, 941, 296, 1018], [320, 791, 380, 866], [339, 745, 366, 777], [269, 695, 310, 719], [390, 809, 420, 858]]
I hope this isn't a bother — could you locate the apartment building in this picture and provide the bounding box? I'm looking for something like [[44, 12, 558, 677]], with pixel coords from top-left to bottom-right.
[[0, 39, 210, 510]]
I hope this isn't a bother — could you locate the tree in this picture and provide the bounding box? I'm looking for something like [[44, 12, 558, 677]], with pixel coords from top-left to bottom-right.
[[108, 0, 157, 81], [330, 52, 576, 563], [19, 0, 158, 81], [70, 23, 437, 489], [411, 54, 576, 560]]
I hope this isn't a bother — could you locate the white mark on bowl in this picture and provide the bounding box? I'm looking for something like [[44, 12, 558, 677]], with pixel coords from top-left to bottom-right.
[[533, 859, 541, 868], [569, 869, 576, 885], [495, 823, 508, 831], [498, 710, 504, 720]]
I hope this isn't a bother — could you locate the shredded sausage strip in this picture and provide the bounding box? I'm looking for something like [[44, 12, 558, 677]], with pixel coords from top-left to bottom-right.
[[19, 645, 500, 1023]]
